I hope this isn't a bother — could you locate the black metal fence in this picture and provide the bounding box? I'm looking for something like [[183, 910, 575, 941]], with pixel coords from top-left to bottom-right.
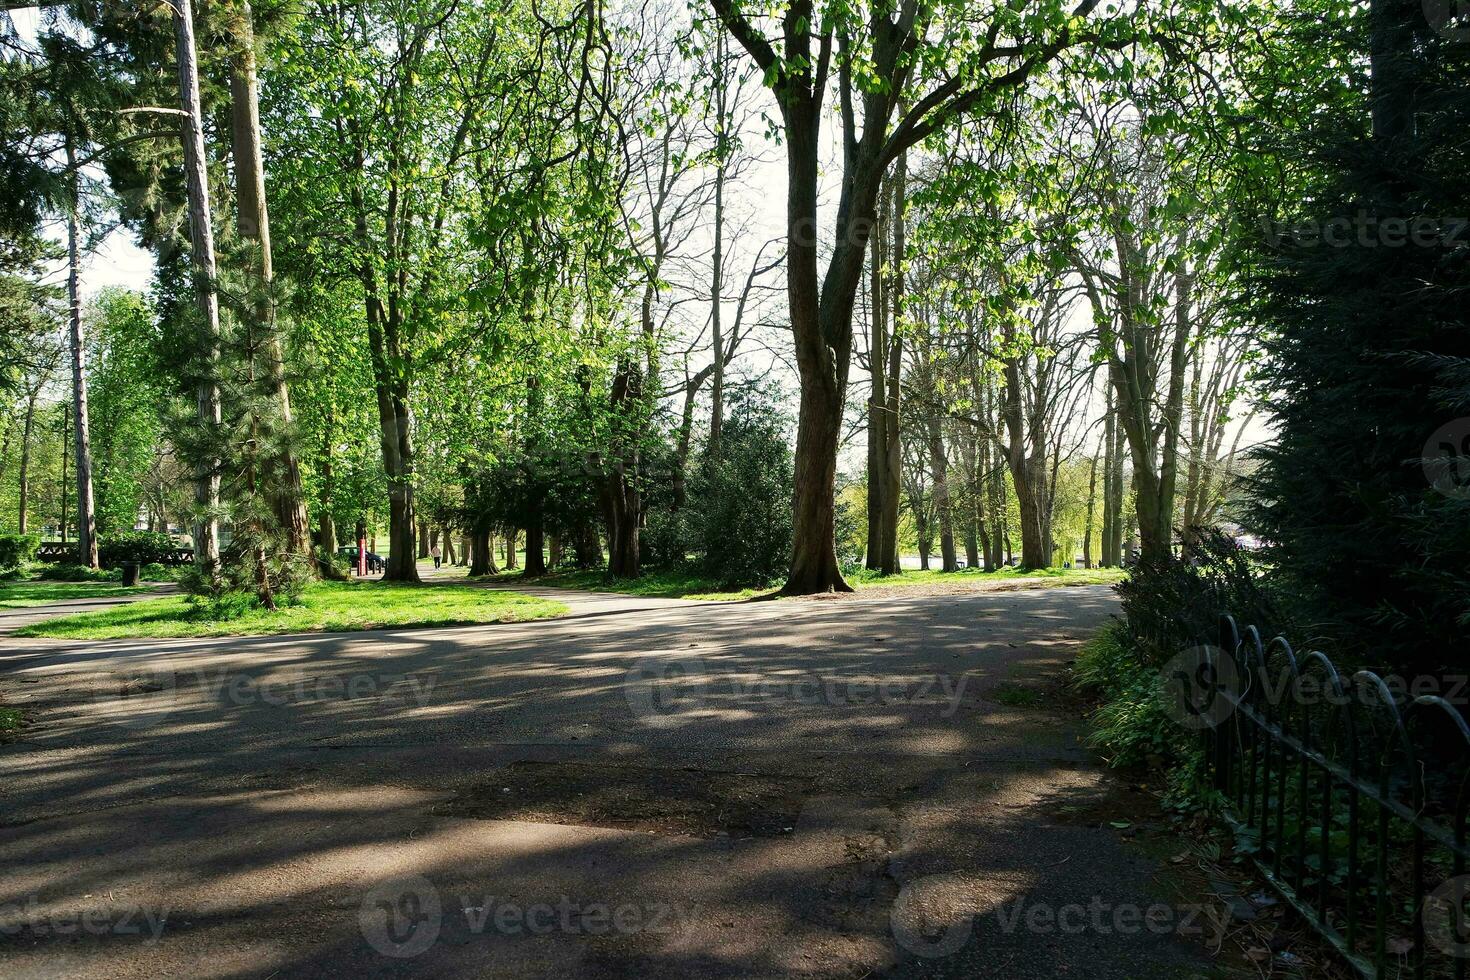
[[1202, 614, 1470, 978], [34, 542, 195, 566]]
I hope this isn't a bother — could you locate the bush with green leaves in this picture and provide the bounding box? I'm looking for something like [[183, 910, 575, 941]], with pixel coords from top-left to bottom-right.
[[34, 563, 120, 582], [641, 508, 695, 568], [313, 547, 352, 582], [97, 531, 177, 567], [1115, 528, 1278, 669], [0, 534, 39, 573], [691, 395, 794, 587], [1074, 620, 1208, 801], [1076, 530, 1275, 805]]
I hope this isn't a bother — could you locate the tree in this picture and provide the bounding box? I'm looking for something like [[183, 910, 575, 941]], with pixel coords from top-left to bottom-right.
[[173, 0, 225, 587], [1242, 0, 1470, 670], [86, 289, 165, 534], [63, 137, 98, 568], [222, 0, 311, 562], [707, 0, 1127, 593]]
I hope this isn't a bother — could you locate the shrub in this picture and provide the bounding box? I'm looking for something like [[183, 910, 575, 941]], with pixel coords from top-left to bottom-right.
[[314, 547, 352, 582], [1076, 530, 1275, 804], [692, 396, 794, 587], [0, 534, 39, 572], [34, 563, 120, 582], [641, 509, 695, 568], [1075, 622, 1175, 765], [1115, 527, 1278, 669], [185, 588, 260, 621], [98, 531, 177, 567]]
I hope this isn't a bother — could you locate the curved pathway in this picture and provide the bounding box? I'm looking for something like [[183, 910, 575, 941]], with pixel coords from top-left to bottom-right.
[[0, 582, 1224, 979]]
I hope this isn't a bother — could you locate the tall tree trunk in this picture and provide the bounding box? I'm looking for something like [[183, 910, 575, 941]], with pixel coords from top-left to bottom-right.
[[469, 525, 496, 576], [18, 389, 37, 535], [60, 404, 69, 543], [175, 0, 222, 585], [1083, 450, 1099, 569], [672, 376, 701, 510], [504, 527, 518, 569], [523, 510, 546, 577], [346, 122, 418, 583], [708, 29, 730, 459], [417, 520, 429, 559], [998, 321, 1049, 570], [523, 365, 547, 578], [226, 0, 310, 560], [574, 522, 602, 569], [548, 533, 562, 569], [442, 527, 456, 565], [64, 142, 98, 569], [958, 425, 981, 568], [907, 480, 931, 571], [775, 95, 864, 595], [984, 399, 1007, 572], [878, 171, 903, 577], [1101, 392, 1122, 568], [865, 180, 887, 571], [1110, 411, 1126, 564], [365, 314, 418, 581], [356, 517, 368, 575], [602, 357, 642, 578], [926, 416, 956, 572], [318, 421, 336, 553]]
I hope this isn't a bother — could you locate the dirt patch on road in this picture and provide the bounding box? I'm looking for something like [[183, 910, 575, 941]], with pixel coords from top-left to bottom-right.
[[432, 761, 809, 838]]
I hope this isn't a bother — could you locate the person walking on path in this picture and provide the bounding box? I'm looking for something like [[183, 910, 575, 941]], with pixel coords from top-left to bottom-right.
[[430, 542, 442, 569]]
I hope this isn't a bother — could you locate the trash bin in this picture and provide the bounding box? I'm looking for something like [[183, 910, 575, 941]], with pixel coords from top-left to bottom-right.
[[121, 561, 141, 586]]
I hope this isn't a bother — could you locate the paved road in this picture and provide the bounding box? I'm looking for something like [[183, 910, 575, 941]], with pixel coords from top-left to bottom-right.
[[0, 585, 1222, 979], [0, 584, 178, 635]]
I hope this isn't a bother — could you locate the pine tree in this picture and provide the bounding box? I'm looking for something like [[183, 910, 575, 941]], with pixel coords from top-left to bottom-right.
[[1246, 0, 1470, 672]]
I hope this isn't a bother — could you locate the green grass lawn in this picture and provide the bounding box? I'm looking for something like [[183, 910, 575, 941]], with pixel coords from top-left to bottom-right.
[[485, 564, 1126, 601], [842, 566, 1127, 589], [0, 580, 155, 609], [490, 568, 770, 601], [15, 580, 567, 639]]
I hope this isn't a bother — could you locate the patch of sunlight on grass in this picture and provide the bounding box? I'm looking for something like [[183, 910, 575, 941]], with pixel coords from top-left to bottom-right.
[[15, 580, 567, 639], [493, 563, 1126, 600], [0, 580, 154, 609]]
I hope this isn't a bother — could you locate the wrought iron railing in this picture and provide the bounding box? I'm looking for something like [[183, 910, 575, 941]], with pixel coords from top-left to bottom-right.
[[1203, 614, 1470, 978], [34, 542, 195, 566]]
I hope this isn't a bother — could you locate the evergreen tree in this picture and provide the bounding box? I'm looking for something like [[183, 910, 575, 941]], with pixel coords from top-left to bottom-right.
[[1245, 0, 1470, 671]]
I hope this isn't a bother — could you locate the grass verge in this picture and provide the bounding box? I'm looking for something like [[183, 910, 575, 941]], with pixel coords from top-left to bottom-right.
[[487, 568, 769, 600], [1072, 619, 1206, 796], [0, 580, 155, 609], [15, 580, 567, 639], [843, 566, 1126, 589], [489, 564, 1125, 601], [0, 705, 23, 742]]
